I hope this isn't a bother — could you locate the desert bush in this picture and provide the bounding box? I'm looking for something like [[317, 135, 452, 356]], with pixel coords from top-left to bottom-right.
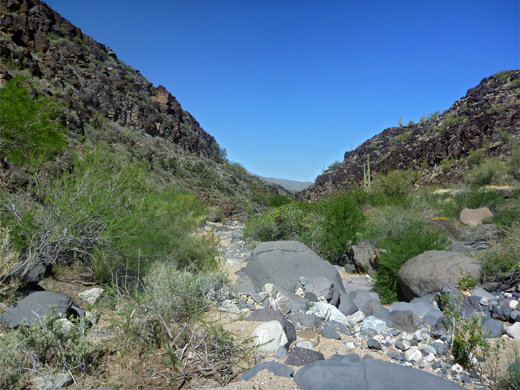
[[0, 76, 66, 165], [268, 194, 292, 208], [508, 141, 520, 179], [0, 144, 218, 284], [479, 225, 520, 283], [246, 192, 365, 262], [317, 191, 366, 262], [464, 157, 506, 187], [0, 224, 20, 298], [0, 313, 102, 389], [441, 291, 496, 370], [122, 261, 227, 347], [373, 219, 448, 303], [373, 169, 420, 198], [495, 349, 520, 390], [244, 201, 316, 244], [438, 188, 506, 218], [439, 113, 465, 134]]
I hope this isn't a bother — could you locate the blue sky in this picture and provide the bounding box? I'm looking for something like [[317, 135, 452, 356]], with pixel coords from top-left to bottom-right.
[[45, 0, 519, 182]]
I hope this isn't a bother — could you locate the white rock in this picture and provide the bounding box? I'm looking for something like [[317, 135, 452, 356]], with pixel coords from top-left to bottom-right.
[[414, 328, 429, 341], [252, 320, 288, 353], [306, 302, 351, 328], [510, 300, 519, 310], [78, 287, 105, 305], [345, 341, 356, 349], [452, 363, 464, 373], [263, 283, 277, 298], [506, 322, 520, 340], [424, 353, 436, 363], [272, 295, 291, 315], [218, 301, 241, 314], [347, 310, 366, 324], [405, 346, 422, 362]]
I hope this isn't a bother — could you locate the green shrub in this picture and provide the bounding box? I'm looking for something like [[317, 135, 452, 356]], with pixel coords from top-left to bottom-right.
[[468, 148, 487, 166], [495, 349, 520, 390], [373, 219, 448, 303], [487, 104, 505, 115], [245, 191, 365, 262], [318, 191, 366, 262], [244, 201, 316, 244], [0, 76, 66, 165], [480, 225, 520, 283], [269, 194, 292, 208], [373, 169, 421, 198], [439, 114, 465, 133], [441, 291, 494, 370], [508, 141, 520, 178], [123, 261, 227, 347], [495, 70, 513, 83], [0, 313, 102, 388], [438, 188, 506, 218], [464, 158, 507, 187], [0, 144, 218, 283]]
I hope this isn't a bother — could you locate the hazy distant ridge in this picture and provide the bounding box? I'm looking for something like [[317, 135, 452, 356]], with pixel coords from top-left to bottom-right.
[[255, 175, 312, 192]]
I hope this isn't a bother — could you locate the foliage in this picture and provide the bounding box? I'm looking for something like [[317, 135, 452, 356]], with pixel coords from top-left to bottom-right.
[[373, 169, 420, 198], [0, 76, 66, 165], [464, 157, 506, 187], [438, 188, 506, 218], [122, 262, 227, 347], [245, 191, 366, 262], [244, 201, 316, 244], [268, 194, 292, 208], [318, 191, 366, 262], [373, 219, 448, 303], [487, 104, 505, 115], [0, 144, 218, 284], [479, 225, 520, 283], [439, 113, 465, 134], [0, 224, 20, 298], [495, 349, 520, 390], [495, 70, 513, 83], [0, 313, 102, 388]]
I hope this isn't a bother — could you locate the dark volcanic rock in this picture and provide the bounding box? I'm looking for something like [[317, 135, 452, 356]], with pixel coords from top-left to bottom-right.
[[301, 70, 520, 199], [0, 291, 79, 328]]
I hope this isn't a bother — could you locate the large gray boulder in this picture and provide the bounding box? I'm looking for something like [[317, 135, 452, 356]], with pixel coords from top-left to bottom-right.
[[397, 250, 481, 301], [293, 356, 466, 390], [244, 241, 351, 314], [0, 292, 81, 328]]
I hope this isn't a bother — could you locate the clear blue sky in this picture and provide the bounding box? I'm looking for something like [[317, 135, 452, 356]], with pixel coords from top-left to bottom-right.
[[45, 0, 519, 182]]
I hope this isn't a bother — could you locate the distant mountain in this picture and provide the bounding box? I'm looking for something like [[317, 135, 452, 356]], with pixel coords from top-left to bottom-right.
[[302, 70, 520, 199], [255, 175, 312, 192], [0, 0, 287, 213]]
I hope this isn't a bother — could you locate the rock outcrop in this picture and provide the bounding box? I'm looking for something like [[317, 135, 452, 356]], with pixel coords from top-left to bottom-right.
[[303, 70, 520, 199]]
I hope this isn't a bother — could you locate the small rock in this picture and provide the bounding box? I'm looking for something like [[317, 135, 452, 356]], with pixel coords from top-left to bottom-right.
[[306, 302, 350, 328], [460, 207, 493, 226], [347, 310, 365, 324], [322, 326, 341, 340], [367, 338, 382, 350], [507, 322, 520, 340], [272, 295, 291, 315], [285, 347, 324, 366], [433, 341, 448, 356], [239, 361, 294, 381], [274, 346, 288, 359], [395, 339, 411, 351], [510, 300, 519, 311], [360, 316, 387, 337], [252, 320, 288, 353], [78, 287, 105, 305]]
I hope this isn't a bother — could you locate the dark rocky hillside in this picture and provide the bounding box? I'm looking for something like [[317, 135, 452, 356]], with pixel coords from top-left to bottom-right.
[[0, 0, 286, 212], [304, 70, 520, 199]]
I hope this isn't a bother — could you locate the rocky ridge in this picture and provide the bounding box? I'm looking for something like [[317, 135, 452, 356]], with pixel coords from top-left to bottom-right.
[[303, 71, 520, 199], [0, 0, 287, 211]]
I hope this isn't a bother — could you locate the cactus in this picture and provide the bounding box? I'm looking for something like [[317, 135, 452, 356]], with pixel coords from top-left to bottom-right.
[[363, 155, 371, 192]]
